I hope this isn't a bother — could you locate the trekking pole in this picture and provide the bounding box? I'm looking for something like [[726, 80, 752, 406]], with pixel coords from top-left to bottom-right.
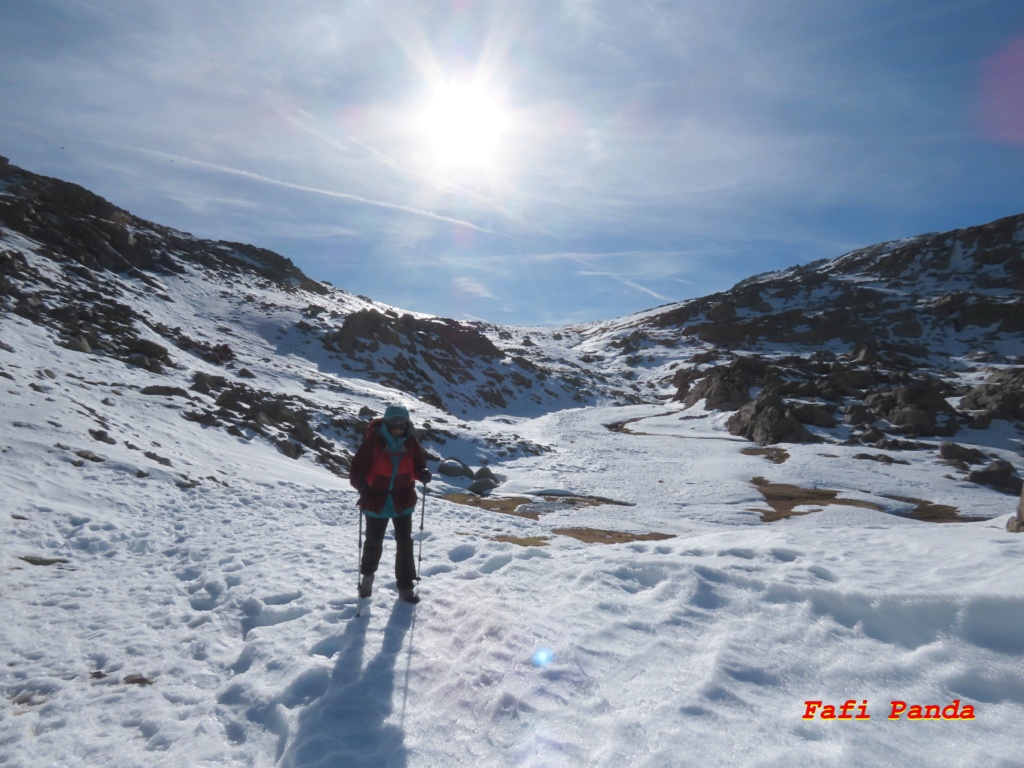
[[415, 482, 426, 582], [356, 507, 364, 616]]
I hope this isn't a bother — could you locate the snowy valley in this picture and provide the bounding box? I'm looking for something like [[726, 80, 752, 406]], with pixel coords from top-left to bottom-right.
[[1, 157, 1023, 767]]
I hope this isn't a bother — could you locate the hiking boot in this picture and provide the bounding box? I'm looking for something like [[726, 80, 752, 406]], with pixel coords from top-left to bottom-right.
[[398, 588, 420, 604], [358, 574, 374, 598]]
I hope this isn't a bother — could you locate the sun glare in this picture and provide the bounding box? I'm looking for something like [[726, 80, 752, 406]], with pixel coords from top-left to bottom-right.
[[419, 80, 507, 171]]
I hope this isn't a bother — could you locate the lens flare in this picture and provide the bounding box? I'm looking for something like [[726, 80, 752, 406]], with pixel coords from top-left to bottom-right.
[[978, 34, 1024, 146], [532, 647, 555, 668]]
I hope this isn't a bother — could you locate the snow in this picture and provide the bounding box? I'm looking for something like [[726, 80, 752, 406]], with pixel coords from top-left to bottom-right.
[[2, 238, 1023, 766]]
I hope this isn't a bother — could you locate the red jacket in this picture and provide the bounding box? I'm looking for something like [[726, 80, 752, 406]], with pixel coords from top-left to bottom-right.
[[349, 423, 427, 515]]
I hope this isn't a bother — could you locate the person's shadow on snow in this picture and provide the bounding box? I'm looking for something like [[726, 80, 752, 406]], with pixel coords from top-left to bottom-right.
[[281, 603, 415, 768]]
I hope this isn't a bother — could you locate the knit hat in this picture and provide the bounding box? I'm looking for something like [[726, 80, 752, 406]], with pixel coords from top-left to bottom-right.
[[383, 405, 411, 425]]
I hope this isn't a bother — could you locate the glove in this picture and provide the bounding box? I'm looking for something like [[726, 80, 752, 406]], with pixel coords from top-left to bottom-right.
[[419, 469, 432, 484]]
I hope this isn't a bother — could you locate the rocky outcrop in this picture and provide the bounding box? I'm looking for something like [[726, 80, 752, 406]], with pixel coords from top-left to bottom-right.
[[968, 460, 1023, 496], [325, 308, 503, 359], [0, 159, 326, 293], [726, 389, 821, 445], [959, 370, 1024, 423], [863, 381, 960, 438]]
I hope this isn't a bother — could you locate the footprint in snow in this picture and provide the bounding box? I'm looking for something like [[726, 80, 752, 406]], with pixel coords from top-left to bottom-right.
[[239, 596, 310, 639], [188, 580, 226, 611], [719, 547, 756, 560], [448, 544, 477, 562], [479, 554, 513, 574], [176, 566, 202, 582], [263, 590, 302, 606], [808, 565, 837, 582], [770, 548, 801, 563]]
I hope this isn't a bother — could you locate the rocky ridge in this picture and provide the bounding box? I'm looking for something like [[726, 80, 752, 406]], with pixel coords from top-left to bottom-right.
[[575, 214, 1024, 497]]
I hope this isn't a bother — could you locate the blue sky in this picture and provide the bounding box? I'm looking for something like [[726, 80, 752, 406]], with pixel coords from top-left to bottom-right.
[[2, 1, 1023, 326]]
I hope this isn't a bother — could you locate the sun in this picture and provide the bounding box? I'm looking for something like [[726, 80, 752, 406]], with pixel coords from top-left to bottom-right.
[[418, 80, 507, 171]]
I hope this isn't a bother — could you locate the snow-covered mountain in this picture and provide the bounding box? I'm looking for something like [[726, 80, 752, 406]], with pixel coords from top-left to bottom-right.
[[2, 156, 1023, 767]]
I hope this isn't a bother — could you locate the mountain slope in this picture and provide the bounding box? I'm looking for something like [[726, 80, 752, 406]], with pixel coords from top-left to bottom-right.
[[2, 155, 1022, 495]]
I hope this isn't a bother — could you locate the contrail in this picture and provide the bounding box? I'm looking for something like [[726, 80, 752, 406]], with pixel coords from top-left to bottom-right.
[[101, 142, 498, 234]]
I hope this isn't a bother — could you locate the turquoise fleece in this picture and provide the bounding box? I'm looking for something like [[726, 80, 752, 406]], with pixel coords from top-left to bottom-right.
[[363, 422, 416, 519]]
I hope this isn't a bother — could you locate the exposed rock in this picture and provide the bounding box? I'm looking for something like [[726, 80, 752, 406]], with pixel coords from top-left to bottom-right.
[[939, 442, 987, 465], [140, 385, 191, 399], [959, 370, 1024, 422], [439, 458, 474, 478], [474, 466, 498, 481], [680, 357, 770, 410], [968, 460, 1023, 495], [65, 336, 92, 354], [1008, 487, 1024, 532], [864, 381, 959, 437], [791, 402, 837, 429], [127, 338, 170, 360], [468, 478, 499, 495], [191, 372, 229, 395], [726, 390, 821, 445]]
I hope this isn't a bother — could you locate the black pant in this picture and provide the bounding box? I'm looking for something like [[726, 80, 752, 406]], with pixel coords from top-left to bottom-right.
[[361, 513, 417, 589]]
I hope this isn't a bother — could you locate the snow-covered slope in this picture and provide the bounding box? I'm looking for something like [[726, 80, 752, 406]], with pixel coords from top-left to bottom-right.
[[2, 157, 1023, 767]]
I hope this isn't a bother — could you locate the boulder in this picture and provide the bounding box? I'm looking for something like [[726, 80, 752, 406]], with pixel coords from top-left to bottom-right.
[[959, 370, 1024, 422], [864, 382, 959, 437], [127, 337, 169, 360], [968, 460, 1023, 495], [474, 466, 498, 481], [468, 478, 499, 495], [726, 390, 821, 445], [791, 402, 837, 429], [682, 358, 770, 410], [1008, 487, 1024, 532], [938, 442, 986, 465], [439, 458, 474, 478]]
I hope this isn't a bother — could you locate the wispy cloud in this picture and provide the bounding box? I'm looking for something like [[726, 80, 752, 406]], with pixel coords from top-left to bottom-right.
[[455, 276, 497, 299], [578, 270, 672, 302], [101, 143, 498, 234]]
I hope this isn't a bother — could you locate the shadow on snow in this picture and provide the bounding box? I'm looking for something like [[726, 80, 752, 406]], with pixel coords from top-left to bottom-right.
[[281, 604, 416, 768]]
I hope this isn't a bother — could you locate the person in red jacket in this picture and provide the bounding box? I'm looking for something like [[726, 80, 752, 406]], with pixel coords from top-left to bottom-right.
[[349, 405, 431, 603]]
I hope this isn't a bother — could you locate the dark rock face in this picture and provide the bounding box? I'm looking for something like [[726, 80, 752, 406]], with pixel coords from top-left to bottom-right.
[[863, 381, 960, 438], [968, 460, 1023, 496], [726, 389, 821, 445], [959, 370, 1024, 422], [0, 160, 325, 293]]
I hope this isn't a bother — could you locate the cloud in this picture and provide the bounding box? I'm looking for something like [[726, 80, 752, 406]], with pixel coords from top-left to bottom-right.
[[100, 142, 498, 234], [455, 276, 497, 299], [577, 270, 672, 302]]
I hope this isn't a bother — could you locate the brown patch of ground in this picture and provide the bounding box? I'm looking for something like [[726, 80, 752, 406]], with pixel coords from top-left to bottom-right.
[[552, 528, 675, 545], [742, 447, 790, 464], [604, 413, 675, 434], [441, 493, 540, 520], [751, 478, 985, 524], [492, 535, 551, 547], [18, 555, 70, 566], [751, 476, 883, 522], [443, 492, 635, 520], [881, 495, 986, 523]]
